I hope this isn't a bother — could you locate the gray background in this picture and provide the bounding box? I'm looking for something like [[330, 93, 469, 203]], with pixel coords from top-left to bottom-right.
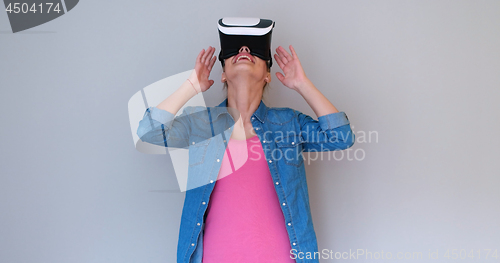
[[1, 0, 499, 262]]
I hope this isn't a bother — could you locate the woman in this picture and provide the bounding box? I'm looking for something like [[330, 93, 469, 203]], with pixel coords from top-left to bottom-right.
[[137, 19, 354, 263]]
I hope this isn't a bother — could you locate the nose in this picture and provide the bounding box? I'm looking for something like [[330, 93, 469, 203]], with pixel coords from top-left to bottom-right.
[[239, 46, 250, 53]]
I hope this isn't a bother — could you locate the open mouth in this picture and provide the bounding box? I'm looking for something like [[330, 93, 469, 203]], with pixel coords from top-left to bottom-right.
[[237, 55, 252, 62], [233, 53, 255, 63]]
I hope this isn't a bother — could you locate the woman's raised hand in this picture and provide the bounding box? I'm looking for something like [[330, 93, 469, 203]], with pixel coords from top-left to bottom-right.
[[274, 45, 310, 92], [190, 46, 217, 93]]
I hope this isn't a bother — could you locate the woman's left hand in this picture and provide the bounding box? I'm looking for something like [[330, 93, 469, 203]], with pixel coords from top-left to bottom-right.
[[274, 45, 310, 92]]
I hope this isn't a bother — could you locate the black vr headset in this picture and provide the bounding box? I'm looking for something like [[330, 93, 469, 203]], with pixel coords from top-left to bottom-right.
[[218, 17, 275, 69]]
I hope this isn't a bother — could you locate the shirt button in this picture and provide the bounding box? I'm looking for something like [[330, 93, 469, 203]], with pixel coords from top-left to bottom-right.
[[282, 203, 286, 206], [251, 117, 255, 120], [269, 160, 272, 163], [197, 223, 200, 226], [223, 140, 226, 143], [291, 142, 295, 145], [192, 142, 195, 145], [293, 242, 296, 246], [255, 127, 259, 130], [210, 180, 214, 183], [275, 182, 279, 185], [263, 140, 266, 143], [191, 243, 195, 246], [288, 223, 292, 226], [217, 159, 220, 162], [202, 202, 206, 205]]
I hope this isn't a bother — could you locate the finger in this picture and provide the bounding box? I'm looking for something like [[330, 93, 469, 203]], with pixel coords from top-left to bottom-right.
[[278, 46, 292, 62], [205, 47, 216, 66], [203, 46, 213, 63], [277, 47, 291, 64], [208, 56, 215, 71], [208, 56, 217, 71], [274, 54, 285, 69], [196, 49, 205, 64], [275, 72, 285, 83], [276, 48, 288, 65], [289, 45, 298, 59], [201, 46, 211, 63], [275, 47, 284, 60]]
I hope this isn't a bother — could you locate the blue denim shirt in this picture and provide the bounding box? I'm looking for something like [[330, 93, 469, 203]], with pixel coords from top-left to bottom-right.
[[137, 98, 355, 262]]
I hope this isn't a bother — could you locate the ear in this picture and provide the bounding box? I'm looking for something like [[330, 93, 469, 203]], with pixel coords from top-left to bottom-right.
[[221, 72, 226, 83], [265, 72, 271, 83]]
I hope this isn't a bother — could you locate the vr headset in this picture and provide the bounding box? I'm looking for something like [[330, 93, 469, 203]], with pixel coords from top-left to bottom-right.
[[218, 17, 275, 69]]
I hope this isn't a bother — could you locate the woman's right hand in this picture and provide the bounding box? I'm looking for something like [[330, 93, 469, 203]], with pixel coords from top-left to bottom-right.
[[190, 46, 217, 93]]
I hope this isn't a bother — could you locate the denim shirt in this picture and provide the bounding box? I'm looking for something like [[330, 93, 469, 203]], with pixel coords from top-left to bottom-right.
[[137, 98, 355, 262]]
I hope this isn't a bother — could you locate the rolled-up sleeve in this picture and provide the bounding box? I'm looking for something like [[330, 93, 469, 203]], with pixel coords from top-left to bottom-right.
[[318, 111, 350, 130], [137, 106, 190, 148], [296, 110, 355, 152]]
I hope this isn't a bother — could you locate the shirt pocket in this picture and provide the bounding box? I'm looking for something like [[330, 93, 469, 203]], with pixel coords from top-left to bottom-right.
[[275, 134, 304, 167], [188, 134, 211, 167]]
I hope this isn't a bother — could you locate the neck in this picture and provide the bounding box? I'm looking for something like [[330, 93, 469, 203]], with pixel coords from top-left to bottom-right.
[[226, 78, 264, 124]]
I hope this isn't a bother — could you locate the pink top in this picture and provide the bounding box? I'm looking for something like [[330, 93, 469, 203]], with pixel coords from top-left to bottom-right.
[[202, 135, 294, 263]]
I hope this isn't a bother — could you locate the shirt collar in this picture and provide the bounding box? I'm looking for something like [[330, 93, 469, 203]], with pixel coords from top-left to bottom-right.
[[215, 98, 268, 123]]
